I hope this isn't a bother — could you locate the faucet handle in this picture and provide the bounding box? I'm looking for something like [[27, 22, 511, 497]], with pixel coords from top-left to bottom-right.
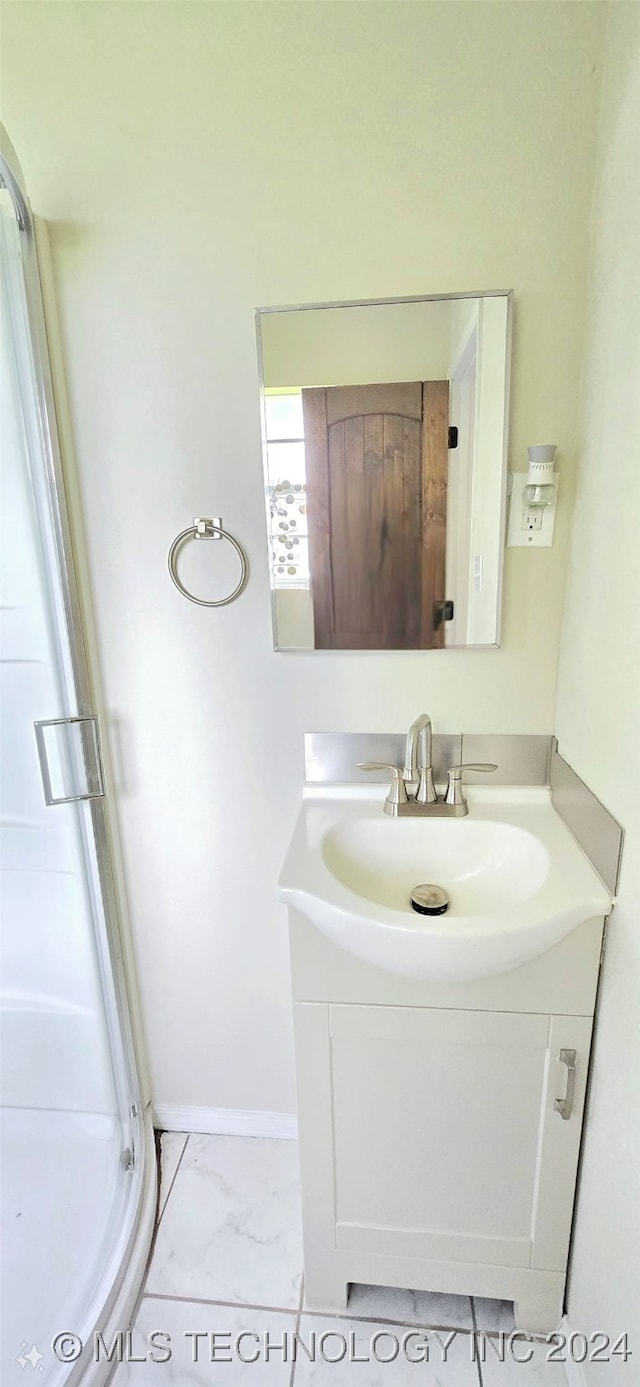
[[445, 762, 497, 806], [358, 763, 409, 807]]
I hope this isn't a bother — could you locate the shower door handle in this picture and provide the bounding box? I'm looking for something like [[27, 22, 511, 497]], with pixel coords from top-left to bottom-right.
[[34, 715, 106, 806]]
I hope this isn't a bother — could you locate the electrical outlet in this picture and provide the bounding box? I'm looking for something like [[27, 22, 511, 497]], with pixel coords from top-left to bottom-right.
[[507, 471, 559, 547]]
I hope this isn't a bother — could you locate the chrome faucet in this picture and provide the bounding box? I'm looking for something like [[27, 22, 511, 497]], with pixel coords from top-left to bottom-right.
[[402, 713, 437, 805], [359, 713, 497, 817]]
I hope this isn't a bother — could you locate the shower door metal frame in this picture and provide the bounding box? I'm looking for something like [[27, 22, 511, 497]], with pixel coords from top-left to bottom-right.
[[1, 129, 150, 1380]]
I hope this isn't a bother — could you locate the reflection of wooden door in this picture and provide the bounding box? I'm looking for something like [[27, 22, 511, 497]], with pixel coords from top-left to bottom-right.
[[302, 381, 449, 649]]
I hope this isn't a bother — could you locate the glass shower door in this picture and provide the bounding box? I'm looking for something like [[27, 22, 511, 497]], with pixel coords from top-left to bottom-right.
[[0, 148, 145, 1385]]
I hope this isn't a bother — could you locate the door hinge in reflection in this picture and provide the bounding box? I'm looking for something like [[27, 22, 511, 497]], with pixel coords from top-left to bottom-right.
[[448, 426, 459, 449], [120, 1146, 134, 1172], [434, 600, 455, 627]]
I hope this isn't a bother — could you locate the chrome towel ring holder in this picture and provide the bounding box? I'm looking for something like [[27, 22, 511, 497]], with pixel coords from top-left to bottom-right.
[[168, 516, 249, 607]]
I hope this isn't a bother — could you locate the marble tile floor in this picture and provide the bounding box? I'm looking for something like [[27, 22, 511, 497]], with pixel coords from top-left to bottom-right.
[[114, 1132, 569, 1385]]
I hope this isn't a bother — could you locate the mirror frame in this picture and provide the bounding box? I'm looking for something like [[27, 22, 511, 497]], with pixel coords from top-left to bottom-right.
[[255, 289, 514, 653]]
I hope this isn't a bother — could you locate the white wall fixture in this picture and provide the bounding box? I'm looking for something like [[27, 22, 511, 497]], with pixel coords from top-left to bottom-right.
[[508, 444, 559, 547]]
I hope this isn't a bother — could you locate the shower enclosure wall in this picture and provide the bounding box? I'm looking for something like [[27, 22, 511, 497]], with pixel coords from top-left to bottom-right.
[[0, 131, 154, 1385]]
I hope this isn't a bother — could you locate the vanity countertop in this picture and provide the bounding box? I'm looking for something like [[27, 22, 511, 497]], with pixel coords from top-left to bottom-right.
[[278, 785, 613, 981]]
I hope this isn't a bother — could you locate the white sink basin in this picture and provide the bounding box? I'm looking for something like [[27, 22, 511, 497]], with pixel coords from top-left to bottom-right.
[[323, 817, 549, 915], [278, 786, 612, 981]]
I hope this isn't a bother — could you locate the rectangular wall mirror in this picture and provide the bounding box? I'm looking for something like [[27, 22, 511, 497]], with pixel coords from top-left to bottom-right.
[[256, 291, 512, 651]]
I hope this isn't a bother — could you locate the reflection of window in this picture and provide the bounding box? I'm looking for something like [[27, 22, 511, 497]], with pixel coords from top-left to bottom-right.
[[265, 391, 309, 588]]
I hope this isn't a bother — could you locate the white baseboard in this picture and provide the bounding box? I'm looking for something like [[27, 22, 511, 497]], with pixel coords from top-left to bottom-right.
[[153, 1103, 298, 1140], [560, 1318, 588, 1387]]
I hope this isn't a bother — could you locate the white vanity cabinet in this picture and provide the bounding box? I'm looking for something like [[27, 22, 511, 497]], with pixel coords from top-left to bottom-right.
[[289, 910, 605, 1334]]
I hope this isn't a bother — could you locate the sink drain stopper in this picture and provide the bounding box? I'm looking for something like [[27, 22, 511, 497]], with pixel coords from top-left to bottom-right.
[[410, 884, 450, 916]]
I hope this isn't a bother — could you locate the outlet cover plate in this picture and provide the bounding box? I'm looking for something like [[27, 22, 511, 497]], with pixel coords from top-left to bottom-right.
[[507, 471, 558, 547]]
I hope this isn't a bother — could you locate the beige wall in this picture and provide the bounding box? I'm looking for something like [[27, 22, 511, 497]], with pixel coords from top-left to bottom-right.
[[261, 298, 453, 387], [1, 1, 604, 1113], [466, 296, 510, 644], [555, 5, 640, 1364]]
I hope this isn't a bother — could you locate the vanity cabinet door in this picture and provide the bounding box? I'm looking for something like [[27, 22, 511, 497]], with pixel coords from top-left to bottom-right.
[[328, 1004, 592, 1273]]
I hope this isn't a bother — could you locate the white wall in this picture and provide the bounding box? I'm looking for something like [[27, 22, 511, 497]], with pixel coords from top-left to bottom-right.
[[1, 1, 604, 1114], [555, 5, 640, 1366]]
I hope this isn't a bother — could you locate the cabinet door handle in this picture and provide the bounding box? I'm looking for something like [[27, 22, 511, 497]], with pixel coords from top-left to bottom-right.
[[554, 1048, 577, 1120]]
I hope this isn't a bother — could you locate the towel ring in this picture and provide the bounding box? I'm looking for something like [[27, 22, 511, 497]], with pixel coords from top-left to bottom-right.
[[168, 516, 249, 607]]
